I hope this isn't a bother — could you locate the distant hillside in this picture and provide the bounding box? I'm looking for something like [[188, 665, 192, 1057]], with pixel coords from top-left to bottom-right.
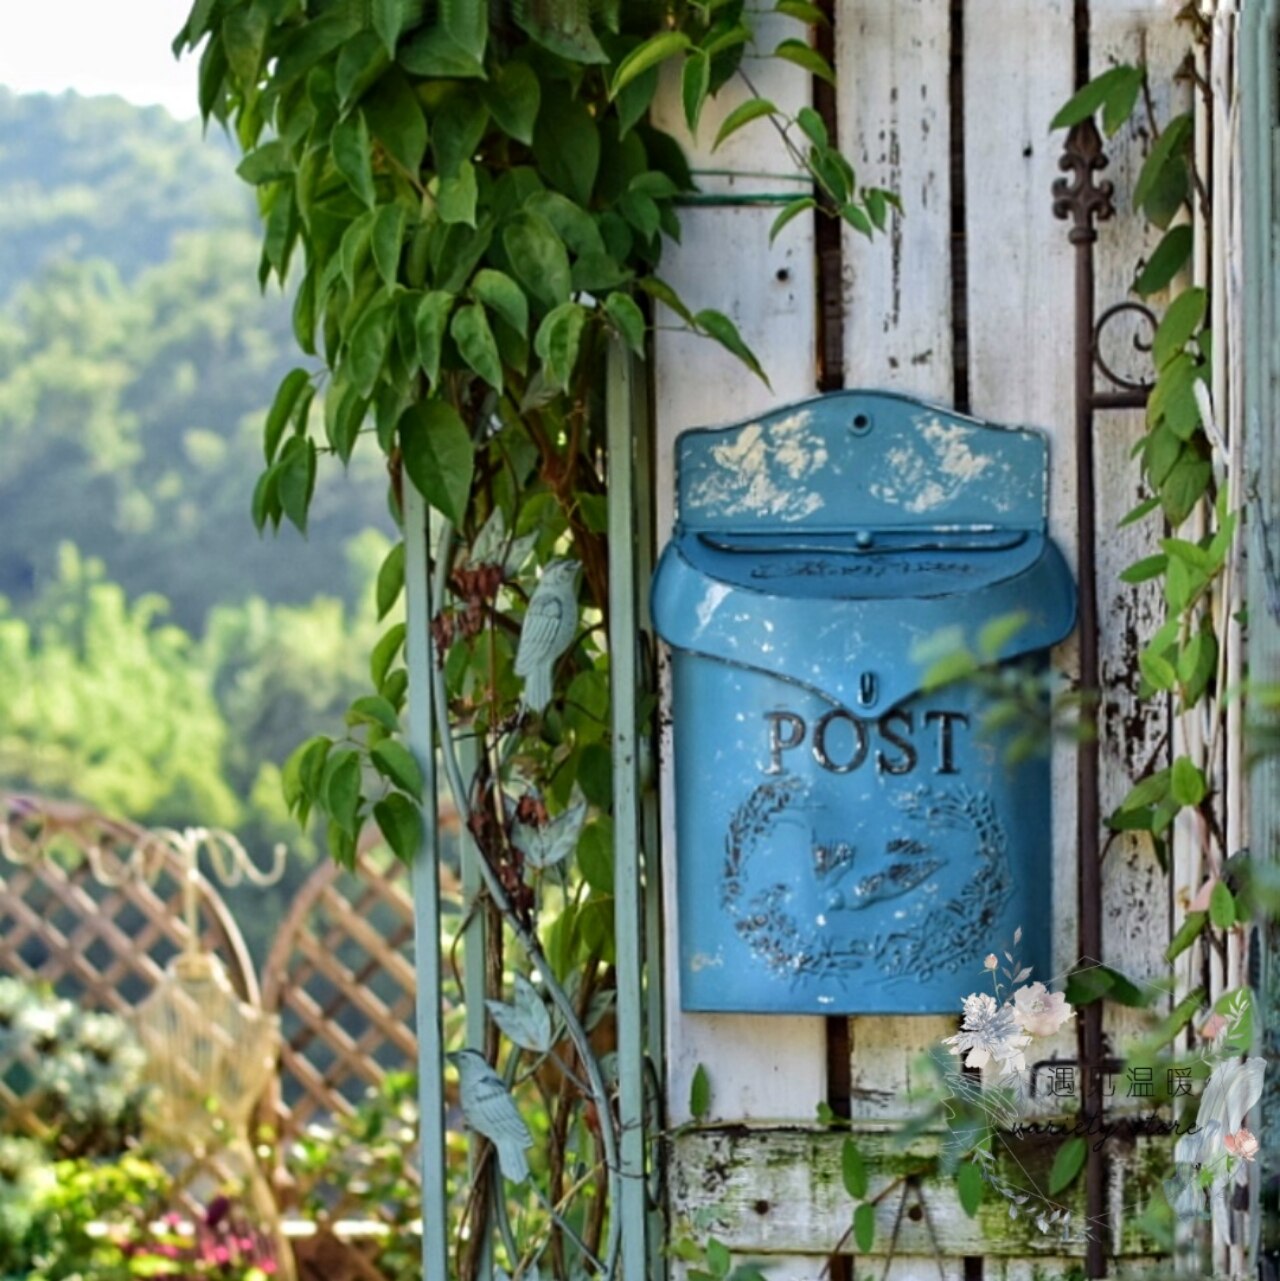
[[0, 91, 391, 629], [0, 92, 392, 936], [0, 89, 250, 297]]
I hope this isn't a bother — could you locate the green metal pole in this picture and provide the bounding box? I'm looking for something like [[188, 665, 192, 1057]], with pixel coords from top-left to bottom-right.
[[607, 343, 650, 1280], [405, 484, 451, 1281], [1242, 1, 1279, 1271], [630, 342, 667, 1264]]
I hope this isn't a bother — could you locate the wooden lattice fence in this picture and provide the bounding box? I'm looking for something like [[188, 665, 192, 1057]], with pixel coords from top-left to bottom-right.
[[0, 796, 258, 1140], [262, 855, 418, 1153], [0, 794, 431, 1280]]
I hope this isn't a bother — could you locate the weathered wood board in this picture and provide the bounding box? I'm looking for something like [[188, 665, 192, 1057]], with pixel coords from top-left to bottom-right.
[[838, 0, 954, 393], [651, 10, 826, 1133], [1088, 0, 1189, 1042], [652, 0, 1188, 1268], [669, 1128, 1170, 1259]]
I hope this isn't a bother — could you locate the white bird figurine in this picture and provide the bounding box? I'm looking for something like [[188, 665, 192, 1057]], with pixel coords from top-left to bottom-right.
[[514, 559, 581, 713], [449, 1049, 533, 1184]]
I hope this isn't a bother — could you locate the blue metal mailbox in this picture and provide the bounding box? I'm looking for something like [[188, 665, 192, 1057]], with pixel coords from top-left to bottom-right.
[[651, 392, 1077, 1014]]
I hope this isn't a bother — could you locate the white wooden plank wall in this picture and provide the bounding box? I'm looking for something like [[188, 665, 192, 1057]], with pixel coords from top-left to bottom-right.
[[1088, 1, 1187, 1054], [961, 0, 1082, 1120], [651, 7, 826, 1128], [652, 0, 1185, 1269], [839, 0, 954, 394], [835, 0, 960, 1127]]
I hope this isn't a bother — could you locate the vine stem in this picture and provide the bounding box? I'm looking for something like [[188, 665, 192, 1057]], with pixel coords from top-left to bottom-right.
[[428, 513, 624, 1277]]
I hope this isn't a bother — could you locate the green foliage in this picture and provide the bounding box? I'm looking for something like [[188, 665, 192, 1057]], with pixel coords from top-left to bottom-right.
[[840, 1136, 868, 1199], [1047, 1136, 1086, 1196], [0, 90, 248, 299], [1051, 64, 1145, 138], [183, 0, 892, 874], [914, 612, 1086, 764], [0, 220, 389, 633], [0, 1143, 172, 1281], [852, 1201, 875, 1253], [689, 1063, 712, 1121], [956, 1161, 984, 1217], [1053, 48, 1240, 1041], [0, 546, 239, 826], [1063, 961, 1153, 1010], [176, 2, 893, 1273], [290, 1072, 437, 1281]]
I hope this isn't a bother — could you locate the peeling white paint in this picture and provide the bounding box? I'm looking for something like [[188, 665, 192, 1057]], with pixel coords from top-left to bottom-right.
[[687, 412, 828, 521], [920, 416, 993, 483], [695, 581, 732, 631], [869, 415, 1000, 514]]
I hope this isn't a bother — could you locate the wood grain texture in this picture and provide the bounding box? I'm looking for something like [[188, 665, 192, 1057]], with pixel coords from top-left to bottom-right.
[[669, 1127, 1169, 1258], [1087, 1, 1189, 1042], [837, 0, 954, 392], [962, 0, 1080, 1003], [834, 0, 958, 1123], [652, 6, 826, 1124]]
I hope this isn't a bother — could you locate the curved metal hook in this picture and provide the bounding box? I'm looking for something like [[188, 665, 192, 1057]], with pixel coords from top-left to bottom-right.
[[1092, 300, 1158, 394]]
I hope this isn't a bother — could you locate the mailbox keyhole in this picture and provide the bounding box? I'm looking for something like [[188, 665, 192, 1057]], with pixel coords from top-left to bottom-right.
[[850, 412, 872, 435], [858, 672, 878, 708]]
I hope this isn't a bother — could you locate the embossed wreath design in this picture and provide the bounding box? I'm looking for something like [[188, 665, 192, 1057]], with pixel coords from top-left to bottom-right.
[[720, 776, 1013, 985]]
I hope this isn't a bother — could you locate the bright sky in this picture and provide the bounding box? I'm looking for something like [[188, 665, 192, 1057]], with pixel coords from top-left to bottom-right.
[[0, 0, 200, 119]]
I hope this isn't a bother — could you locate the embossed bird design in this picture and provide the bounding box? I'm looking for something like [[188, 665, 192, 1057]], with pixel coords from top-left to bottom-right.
[[515, 558, 581, 713]]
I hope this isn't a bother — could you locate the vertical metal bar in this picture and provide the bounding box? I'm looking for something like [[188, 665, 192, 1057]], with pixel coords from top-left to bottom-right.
[[1073, 161, 1108, 1281], [405, 485, 451, 1281], [1052, 117, 1114, 1279], [607, 343, 649, 1281], [1242, 3, 1280, 1274], [630, 348, 665, 1139], [630, 354, 667, 1279], [813, 0, 844, 391]]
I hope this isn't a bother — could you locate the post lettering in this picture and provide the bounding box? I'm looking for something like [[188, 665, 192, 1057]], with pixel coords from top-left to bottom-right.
[[764, 711, 806, 774], [876, 709, 917, 776], [812, 709, 869, 774], [924, 710, 970, 775]]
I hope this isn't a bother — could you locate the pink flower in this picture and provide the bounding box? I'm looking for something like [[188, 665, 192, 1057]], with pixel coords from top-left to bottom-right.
[[1010, 982, 1073, 1036], [1199, 1012, 1228, 1041], [983, 954, 999, 971], [1224, 1128, 1259, 1161]]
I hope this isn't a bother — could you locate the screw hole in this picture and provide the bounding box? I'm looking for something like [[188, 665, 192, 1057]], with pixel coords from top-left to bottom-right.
[[776, 267, 790, 282], [850, 412, 872, 434], [907, 1205, 923, 1222]]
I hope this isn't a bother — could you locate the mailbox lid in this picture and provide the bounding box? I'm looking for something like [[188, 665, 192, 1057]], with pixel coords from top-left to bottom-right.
[[652, 391, 1076, 711], [651, 533, 1074, 712]]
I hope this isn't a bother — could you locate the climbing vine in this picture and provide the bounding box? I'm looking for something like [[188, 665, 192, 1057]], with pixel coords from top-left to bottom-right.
[[174, 2, 890, 1277], [1047, 15, 1263, 1251]]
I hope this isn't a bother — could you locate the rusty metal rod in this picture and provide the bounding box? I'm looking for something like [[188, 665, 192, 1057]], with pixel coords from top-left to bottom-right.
[[1053, 117, 1118, 1278]]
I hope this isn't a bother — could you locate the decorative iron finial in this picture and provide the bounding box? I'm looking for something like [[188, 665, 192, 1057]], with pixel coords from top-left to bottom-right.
[[1052, 119, 1115, 243]]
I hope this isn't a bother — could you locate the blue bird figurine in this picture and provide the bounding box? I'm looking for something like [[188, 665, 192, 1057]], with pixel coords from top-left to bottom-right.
[[515, 559, 581, 713], [449, 1049, 532, 1184]]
